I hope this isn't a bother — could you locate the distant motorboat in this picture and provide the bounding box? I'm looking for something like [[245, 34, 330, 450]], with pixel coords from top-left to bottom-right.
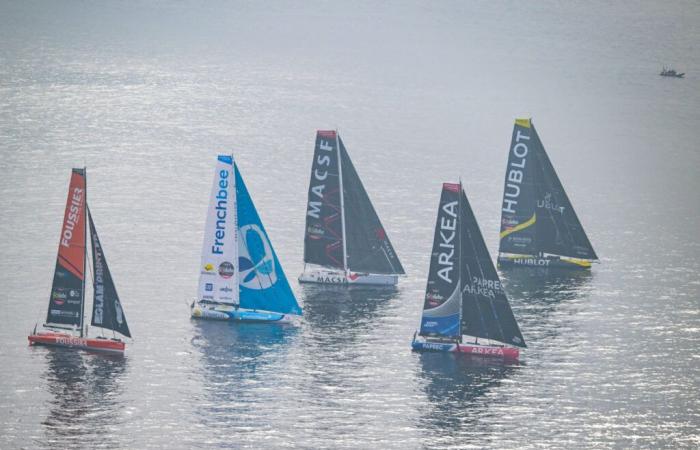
[[660, 67, 685, 78]]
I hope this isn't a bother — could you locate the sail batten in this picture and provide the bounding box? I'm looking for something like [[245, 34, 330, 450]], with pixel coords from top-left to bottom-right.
[[499, 119, 597, 262]]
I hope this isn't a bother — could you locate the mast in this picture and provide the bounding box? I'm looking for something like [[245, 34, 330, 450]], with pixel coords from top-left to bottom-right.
[[80, 166, 87, 337], [336, 131, 348, 272], [458, 178, 463, 343]]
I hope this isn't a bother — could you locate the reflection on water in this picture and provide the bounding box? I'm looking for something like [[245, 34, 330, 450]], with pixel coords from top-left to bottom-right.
[[189, 320, 299, 440], [500, 267, 593, 344], [39, 349, 128, 449], [416, 352, 518, 449]]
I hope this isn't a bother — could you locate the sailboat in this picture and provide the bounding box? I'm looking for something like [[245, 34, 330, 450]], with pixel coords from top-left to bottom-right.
[[498, 119, 598, 269], [190, 155, 302, 323], [412, 182, 526, 360], [299, 130, 404, 286], [28, 168, 132, 354]]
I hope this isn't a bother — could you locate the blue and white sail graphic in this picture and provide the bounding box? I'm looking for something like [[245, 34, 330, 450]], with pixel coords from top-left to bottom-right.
[[235, 162, 302, 316]]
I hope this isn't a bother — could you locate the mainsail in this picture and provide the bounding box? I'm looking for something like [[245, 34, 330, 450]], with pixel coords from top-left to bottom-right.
[[339, 137, 405, 275], [303, 131, 344, 270], [419, 183, 462, 338], [236, 162, 302, 315], [419, 183, 525, 348], [303, 130, 404, 275], [197, 155, 239, 306], [499, 119, 597, 260], [46, 168, 87, 330], [88, 208, 131, 338]]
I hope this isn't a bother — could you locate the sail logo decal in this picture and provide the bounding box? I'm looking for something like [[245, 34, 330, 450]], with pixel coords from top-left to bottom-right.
[[537, 193, 565, 214], [218, 261, 235, 279], [500, 213, 536, 239], [211, 168, 231, 255], [502, 128, 530, 214], [93, 237, 105, 325], [463, 277, 502, 299], [61, 187, 83, 247], [437, 200, 458, 283], [307, 138, 334, 219], [238, 224, 277, 290]]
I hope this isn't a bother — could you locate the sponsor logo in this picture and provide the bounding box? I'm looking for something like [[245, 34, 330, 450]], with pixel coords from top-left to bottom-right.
[[436, 199, 458, 283], [463, 277, 503, 299], [307, 135, 335, 220], [93, 241, 105, 324], [56, 337, 88, 347], [306, 224, 325, 239], [69, 289, 79, 298], [318, 276, 347, 284], [204, 263, 215, 272], [211, 168, 232, 255], [425, 291, 444, 307], [51, 290, 67, 305], [61, 186, 84, 247], [205, 283, 213, 292], [502, 128, 530, 214], [238, 224, 277, 290], [218, 261, 235, 279], [219, 286, 233, 293], [421, 342, 453, 351], [537, 192, 565, 214], [513, 258, 550, 267]]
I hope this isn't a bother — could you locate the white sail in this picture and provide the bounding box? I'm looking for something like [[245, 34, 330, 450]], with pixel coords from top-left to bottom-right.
[[197, 155, 239, 305]]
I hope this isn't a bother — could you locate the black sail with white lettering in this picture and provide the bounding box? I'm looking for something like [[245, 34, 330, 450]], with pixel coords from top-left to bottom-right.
[[459, 188, 525, 348], [339, 137, 404, 275], [530, 125, 597, 260], [499, 120, 538, 255], [499, 119, 597, 261], [303, 130, 344, 269], [419, 183, 461, 338], [89, 208, 131, 338]]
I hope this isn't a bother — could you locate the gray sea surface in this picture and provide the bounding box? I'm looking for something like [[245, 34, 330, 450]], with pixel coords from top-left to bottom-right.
[[1, 1, 699, 448]]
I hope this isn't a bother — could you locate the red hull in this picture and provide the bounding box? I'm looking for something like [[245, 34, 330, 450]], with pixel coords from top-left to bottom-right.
[[457, 343, 519, 360], [28, 331, 125, 354]]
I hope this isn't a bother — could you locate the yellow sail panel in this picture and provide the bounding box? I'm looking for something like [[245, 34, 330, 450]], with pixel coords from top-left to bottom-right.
[[500, 213, 536, 239], [514, 118, 531, 128]]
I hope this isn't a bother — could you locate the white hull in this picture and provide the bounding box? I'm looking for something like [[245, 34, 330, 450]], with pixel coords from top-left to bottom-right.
[[298, 268, 398, 286]]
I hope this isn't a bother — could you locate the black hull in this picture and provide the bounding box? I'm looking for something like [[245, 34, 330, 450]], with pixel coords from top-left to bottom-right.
[[497, 256, 592, 270]]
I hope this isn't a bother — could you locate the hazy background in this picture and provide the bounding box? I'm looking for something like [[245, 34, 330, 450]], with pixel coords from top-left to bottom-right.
[[1, 1, 698, 448]]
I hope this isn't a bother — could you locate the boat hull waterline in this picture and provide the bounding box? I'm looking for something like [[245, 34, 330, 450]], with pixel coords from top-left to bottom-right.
[[412, 338, 520, 360], [28, 331, 125, 354], [298, 268, 398, 286], [497, 255, 593, 269], [191, 302, 299, 324]]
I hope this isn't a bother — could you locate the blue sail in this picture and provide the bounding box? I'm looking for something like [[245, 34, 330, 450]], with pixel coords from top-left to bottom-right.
[[235, 162, 302, 316]]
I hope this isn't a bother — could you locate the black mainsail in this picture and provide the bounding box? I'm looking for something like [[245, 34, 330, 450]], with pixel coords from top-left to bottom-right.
[[419, 183, 525, 348], [499, 119, 597, 266], [303, 130, 345, 270], [303, 130, 404, 275], [88, 208, 131, 338]]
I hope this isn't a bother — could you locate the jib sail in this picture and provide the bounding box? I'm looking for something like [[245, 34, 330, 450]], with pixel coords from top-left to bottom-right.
[[46, 168, 87, 330], [459, 187, 525, 347], [303, 130, 345, 270], [499, 119, 597, 260], [339, 137, 404, 275], [197, 155, 239, 306], [236, 162, 302, 316], [88, 208, 131, 338], [419, 183, 462, 338]]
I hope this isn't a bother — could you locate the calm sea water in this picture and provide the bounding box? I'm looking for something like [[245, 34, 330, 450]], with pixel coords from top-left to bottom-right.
[[1, 1, 699, 448]]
